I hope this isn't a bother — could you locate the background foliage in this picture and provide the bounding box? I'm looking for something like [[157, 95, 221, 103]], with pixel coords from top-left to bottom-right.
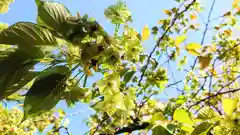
[[1, 0, 240, 135]]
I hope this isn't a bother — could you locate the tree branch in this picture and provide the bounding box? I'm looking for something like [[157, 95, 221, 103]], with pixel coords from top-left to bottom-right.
[[189, 87, 240, 109], [100, 122, 150, 135], [138, 0, 197, 86]]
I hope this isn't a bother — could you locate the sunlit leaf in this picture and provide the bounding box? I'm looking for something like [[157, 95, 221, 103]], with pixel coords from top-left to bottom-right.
[[185, 43, 202, 56], [173, 109, 194, 125], [181, 125, 194, 133], [141, 25, 150, 41], [222, 98, 238, 116], [0, 22, 57, 48], [35, 0, 71, 32], [233, 0, 240, 8], [163, 10, 172, 16], [175, 35, 187, 47], [197, 106, 219, 120], [152, 125, 173, 135]]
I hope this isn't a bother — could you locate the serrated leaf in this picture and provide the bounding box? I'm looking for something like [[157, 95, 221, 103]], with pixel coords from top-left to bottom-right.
[[198, 54, 212, 69], [22, 66, 70, 122], [123, 71, 135, 84], [197, 106, 218, 120], [152, 125, 173, 135], [185, 43, 202, 56], [0, 49, 40, 99], [141, 25, 150, 41], [173, 109, 194, 125], [222, 98, 238, 116], [190, 122, 214, 135], [0, 22, 57, 47], [35, 0, 71, 33], [175, 35, 187, 47]]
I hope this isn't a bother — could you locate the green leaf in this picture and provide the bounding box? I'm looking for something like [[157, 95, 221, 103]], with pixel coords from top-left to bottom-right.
[[123, 71, 136, 83], [0, 22, 57, 47], [185, 43, 201, 56], [197, 106, 218, 120], [35, 0, 71, 33], [166, 124, 177, 133], [190, 122, 214, 135], [0, 49, 40, 99], [173, 109, 194, 125], [2, 71, 39, 99], [222, 98, 238, 116], [64, 86, 88, 107], [175, 35, 187, 46], [152, 125, 173, 135], [119, 68, 130, 77], [22, 66, 70, 122]]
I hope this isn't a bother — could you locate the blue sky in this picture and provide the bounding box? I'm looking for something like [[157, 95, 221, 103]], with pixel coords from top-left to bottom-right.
[[0, 0, 236, 134]]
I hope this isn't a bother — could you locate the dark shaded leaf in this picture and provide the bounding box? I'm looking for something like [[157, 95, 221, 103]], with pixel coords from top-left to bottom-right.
[[190, 122, 214, 135], [22, 66, 70, 121], [35, 0, 71, 33], [166, 124, 177, 133], [119, 68, 130, 77], [123, 71, 136, 83], [3, 71, 39, 99], [0, 22, 57, 47], [152, 125, 173, 135], [0, 49, 40, 99]]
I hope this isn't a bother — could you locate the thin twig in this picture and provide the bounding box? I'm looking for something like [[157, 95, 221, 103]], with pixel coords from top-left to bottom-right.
[[189, 87, 240, 109], [192, 0, 217, 69], [138, 0, 197, 86]]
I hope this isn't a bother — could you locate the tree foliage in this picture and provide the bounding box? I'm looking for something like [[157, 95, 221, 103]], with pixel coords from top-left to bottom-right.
[[1, 0, 240, 134]]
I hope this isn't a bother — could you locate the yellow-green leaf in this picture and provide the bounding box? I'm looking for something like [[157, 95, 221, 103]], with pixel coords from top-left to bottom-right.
[[233, 0, 240, 8], [173, 109, 194, 125], [141, 25, 150, 41], [185, 43, 202, 56], [222, 98, 238, 116], [175, 35, 187, 47], [163, 10, 172, 16]]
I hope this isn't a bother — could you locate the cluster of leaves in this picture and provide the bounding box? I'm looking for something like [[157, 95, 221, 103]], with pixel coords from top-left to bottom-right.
[[0, 104, 69, 135], [2, 0, 240, 134]]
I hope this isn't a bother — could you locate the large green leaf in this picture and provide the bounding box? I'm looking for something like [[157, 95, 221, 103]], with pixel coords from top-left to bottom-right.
[[1, 71, 39, 100], [35, 0, 71, 33], [222, 98, 238, 116], [152, 125, 173, 135], [190, 122, 214, 135], [0, 22, 57, 47], [173, 109, 194, 125], [0, 49, 40, 99], [197, 106, 219, 120], [22, 66, 70, 122]]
